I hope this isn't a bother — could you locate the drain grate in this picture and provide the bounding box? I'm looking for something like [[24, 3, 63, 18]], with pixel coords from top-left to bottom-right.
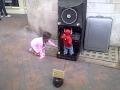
[[80, 47, 119, 63]]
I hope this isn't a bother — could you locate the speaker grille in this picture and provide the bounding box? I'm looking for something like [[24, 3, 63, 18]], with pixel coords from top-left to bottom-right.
[[58, 0, 85, 8]]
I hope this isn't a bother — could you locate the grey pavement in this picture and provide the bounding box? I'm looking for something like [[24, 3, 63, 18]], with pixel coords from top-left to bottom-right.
[[0, 14, 120, 90]]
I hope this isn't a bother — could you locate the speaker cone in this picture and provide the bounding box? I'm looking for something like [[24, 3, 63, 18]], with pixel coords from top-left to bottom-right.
[[61, 8, 77, 24]]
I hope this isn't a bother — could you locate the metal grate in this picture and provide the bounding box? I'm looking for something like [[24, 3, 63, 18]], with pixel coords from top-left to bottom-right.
[[80, 47, 119, 63]]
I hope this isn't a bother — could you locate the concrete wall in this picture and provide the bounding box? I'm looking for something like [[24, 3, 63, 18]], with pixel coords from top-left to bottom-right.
[[26, 0, 120, 46], [26, 0, 58, 39]]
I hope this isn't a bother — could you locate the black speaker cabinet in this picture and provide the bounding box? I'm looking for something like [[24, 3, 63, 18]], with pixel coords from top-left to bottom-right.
[[58, 0, 87, 27], [57, 0, 87, 61]]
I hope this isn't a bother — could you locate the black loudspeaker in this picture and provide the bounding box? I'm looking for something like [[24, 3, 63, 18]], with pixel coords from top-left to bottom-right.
[[58, 0, 87, 27], [57, 0, 87, 61]]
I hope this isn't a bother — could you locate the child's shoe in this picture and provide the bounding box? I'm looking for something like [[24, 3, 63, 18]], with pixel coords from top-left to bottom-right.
[[34, 52, 40, 56], [1, 15, 4, 17], [29, 48, 33, 52], [5, 15, 11, 17]]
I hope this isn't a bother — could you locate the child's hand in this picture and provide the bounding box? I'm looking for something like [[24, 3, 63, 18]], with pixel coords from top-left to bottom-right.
[[39, 56, 45, 59], [56, 45, 58, 48], [56, 46, 59, 50], [56, 47, 59, 50]]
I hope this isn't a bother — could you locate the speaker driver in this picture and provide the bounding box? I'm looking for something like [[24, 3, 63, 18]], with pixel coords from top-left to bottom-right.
[[61, 8, 77, 24]]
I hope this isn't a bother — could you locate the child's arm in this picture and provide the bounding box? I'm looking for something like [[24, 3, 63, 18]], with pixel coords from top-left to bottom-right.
[[39, 46, 45, 57], [61, 34, 66, 39], [38, 42, 45, 59], [47, 40, 58, 48]]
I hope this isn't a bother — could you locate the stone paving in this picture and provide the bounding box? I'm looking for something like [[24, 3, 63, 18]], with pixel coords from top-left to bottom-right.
[[0, 14, 120, 90]]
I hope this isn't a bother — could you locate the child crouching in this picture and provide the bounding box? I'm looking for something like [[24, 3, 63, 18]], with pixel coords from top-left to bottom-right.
[[29, 32, 58, 59]]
